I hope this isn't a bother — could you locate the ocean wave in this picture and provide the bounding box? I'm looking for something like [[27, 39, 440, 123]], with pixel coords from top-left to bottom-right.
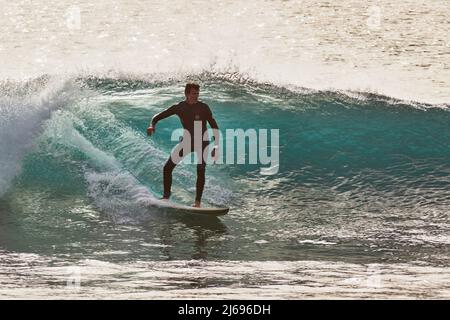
[[2, 74, 449, 219]]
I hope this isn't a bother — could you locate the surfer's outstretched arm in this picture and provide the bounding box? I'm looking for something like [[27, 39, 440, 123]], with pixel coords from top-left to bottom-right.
[[206, 106, 220, 145], [150, 104, 179, 128], [147, 104, 179, 136]]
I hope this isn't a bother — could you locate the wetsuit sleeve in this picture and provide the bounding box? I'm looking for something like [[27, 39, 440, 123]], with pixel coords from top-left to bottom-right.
[[205, 104, 220, 145], [205, 105, 219, 129], [151, 104, 179, 127]]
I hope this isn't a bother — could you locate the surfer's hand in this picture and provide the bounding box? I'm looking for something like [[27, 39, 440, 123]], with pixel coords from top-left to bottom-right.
[[147, 126, 154, 136]]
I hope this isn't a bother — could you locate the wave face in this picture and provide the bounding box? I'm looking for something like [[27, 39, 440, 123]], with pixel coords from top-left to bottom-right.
[[0, 75, 449, 265]]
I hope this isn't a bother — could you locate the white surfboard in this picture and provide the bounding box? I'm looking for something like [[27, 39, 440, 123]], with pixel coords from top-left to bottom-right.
[[152, 200, 229, 216]]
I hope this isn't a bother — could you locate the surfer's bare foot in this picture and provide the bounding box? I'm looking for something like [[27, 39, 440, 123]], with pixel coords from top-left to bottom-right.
[[192, 200, 201, 208], [160, 197, 169, 201]]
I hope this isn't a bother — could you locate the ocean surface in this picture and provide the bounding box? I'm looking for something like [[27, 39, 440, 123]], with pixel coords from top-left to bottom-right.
[[0, 0, 449, 299]]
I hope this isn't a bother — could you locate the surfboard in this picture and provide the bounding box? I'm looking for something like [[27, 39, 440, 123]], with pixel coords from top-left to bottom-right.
[[153, 200, 229, 216]]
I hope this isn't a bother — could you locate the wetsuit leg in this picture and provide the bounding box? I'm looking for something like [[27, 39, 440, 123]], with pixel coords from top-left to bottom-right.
[[163, 144, 186, 199], [163, 158, 175, 199], [195, 163, 206, 202], [194, 142, 210, 203]]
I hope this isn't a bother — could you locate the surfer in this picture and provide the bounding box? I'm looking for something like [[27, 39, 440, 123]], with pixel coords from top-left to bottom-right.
[[147, 83, 220, 207]]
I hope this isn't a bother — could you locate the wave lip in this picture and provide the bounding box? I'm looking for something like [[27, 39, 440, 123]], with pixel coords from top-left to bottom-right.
[[0, 77, 83, 195]]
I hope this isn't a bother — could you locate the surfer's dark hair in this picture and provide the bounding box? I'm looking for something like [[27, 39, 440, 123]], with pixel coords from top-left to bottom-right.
[[185, 83, 200, 94]]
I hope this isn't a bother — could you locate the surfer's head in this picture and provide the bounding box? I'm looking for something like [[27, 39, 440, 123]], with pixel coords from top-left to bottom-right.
[[185, 83, 200, 104]]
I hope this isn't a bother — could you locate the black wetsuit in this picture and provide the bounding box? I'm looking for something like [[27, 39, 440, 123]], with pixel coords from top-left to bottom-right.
[[151, 101, 219, 202]]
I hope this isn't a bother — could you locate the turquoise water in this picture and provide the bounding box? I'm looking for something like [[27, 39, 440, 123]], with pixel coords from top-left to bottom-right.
[[0, 75, 449, 298]]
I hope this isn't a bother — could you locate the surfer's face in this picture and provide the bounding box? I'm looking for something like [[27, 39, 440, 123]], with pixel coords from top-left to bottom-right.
[[186, 89, 199, 104]]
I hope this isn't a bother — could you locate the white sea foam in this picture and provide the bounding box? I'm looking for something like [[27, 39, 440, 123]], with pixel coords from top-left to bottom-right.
[[0, 77, 80, 195], [1, 253, 449, 299]]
